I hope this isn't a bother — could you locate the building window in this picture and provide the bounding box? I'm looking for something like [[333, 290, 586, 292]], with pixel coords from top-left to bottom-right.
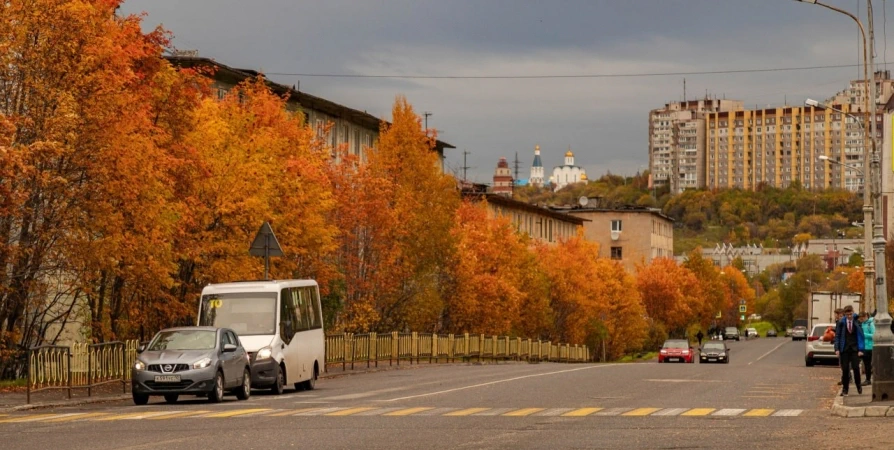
[[611, 220, 622, 232], [611, 247, 623, 260]]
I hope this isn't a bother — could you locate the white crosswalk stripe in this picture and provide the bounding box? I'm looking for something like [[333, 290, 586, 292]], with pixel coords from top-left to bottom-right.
[[712, 409, 747, 416], [771, 409, 803, 417], [534, 408, 575, 416], [595, 408, 632, 416], [472, 408, 513, 416], [653, 408, 688, 416]]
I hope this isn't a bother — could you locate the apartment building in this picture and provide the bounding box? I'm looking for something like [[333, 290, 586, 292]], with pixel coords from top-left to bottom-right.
[[649, 99, 743, 194], [566, 206, 674, 273], [463, 192, 586, 246]]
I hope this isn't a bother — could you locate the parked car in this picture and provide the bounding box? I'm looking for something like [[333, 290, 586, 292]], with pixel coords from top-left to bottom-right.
[[131, 327, 252, 405], [658, 339, 695, 363], [791, 326, 808, 341], [699, 341, 730, 364], [723, 327, 740, 341], [805, 323, 837, 367], [784, 328, 793, 337], [766, 329, 778, 337]]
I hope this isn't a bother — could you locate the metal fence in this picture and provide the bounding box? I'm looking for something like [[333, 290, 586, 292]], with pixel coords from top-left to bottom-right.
[[324, 332, 589, 370], [27, 340, 139, 403]]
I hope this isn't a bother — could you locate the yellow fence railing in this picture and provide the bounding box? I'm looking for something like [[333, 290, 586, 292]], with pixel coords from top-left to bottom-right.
[[324, 332, 589, 370], [27, 340, 140, 403]]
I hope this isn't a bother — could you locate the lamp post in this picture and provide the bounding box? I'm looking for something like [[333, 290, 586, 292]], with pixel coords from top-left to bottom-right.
[[797, 0, 893, 402]]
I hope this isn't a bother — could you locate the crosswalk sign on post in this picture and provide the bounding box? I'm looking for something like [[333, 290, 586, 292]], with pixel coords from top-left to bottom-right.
[[739, 305, 747, 313]]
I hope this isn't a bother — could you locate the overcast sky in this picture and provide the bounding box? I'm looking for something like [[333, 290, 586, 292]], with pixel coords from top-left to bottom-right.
[[121, 0, 889, 183]]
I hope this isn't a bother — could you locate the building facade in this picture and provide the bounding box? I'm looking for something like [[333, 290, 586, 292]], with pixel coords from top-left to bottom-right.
[[492, 157, 514, 196], [551, 148, 587, 190], [566, 206, 674, 272], [464, 193, 586, 245], [649, 99, 744, 193], [166, 55, 455, 168]]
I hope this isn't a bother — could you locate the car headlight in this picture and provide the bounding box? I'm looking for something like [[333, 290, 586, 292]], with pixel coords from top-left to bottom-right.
[[134, 360, 147, 371], [719, 352, 726, 357], [193, 357, 212, 369], [256, 346, 273, 360]]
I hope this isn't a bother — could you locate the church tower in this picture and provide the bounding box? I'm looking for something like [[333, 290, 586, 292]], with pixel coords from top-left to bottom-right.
[[530, 145, 544, 187]]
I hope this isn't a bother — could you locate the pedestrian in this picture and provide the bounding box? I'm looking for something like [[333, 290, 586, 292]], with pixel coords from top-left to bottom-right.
[[859, 311, 874, 386], [834, 305, 865, 396], [696, 330, 704, 347]]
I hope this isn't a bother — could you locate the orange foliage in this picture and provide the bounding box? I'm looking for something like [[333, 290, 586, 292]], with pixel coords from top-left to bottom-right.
[[636, 258, 702, 335]]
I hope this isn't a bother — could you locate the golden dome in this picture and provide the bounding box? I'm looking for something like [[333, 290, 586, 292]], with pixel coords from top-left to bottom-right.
[[565, 150, 573, 157], [581, 173, 588, 181], [535, 145, 540, 151]]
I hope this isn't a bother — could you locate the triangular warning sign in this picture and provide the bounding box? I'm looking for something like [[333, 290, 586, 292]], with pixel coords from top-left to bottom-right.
[[249, 222, 284, 257]]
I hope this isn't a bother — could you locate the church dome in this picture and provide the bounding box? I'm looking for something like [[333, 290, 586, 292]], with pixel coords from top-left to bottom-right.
[[565, 150, 573, 157], [581, 173, 588, 181]]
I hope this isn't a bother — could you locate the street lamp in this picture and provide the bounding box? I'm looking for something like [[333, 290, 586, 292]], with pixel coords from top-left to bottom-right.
[[796, 0, 893, 403]]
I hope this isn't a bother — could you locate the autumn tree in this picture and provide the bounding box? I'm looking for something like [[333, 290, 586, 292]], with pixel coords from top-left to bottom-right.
[[636, 258, 702, 336]]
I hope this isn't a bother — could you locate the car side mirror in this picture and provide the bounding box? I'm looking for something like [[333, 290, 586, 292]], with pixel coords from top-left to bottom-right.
[[223, 343, 238, 353], [137, 344, 145, 354]]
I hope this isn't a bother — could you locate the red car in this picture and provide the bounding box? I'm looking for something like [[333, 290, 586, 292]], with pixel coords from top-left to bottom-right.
[[658, 339, 695, 363]]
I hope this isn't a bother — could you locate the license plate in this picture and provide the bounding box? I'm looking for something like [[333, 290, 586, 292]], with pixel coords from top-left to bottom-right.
[[708, 358, 717, 361], [668, 358, 678, 362], [154, 375, 181, 383]]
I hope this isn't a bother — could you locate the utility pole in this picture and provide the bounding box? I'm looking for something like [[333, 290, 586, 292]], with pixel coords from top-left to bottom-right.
[[424, 112, 432, 132], [513, 152, 521, 187], [462, 150, 470, 182]]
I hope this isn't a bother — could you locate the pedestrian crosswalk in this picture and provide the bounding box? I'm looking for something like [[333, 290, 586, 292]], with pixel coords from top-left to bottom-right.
[[0, 406, 805, 423]]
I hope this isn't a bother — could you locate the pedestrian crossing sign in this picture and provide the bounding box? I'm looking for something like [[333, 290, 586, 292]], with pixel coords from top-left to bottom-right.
[[739, 305, 747, 313]]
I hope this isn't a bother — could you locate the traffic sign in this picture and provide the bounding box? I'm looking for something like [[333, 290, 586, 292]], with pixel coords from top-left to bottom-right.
[[740, 314, 745, 321], [739, 305, 747, 313]]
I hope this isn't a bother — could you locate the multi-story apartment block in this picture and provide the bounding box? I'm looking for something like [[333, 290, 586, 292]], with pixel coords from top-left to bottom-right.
[[649, 99, 743, 193], [705, 104, 880, 191], [566, 205, 674, 273], [166, 54, 455, 168], [826, 70, 894, 112], [463, 192, 586, 245]]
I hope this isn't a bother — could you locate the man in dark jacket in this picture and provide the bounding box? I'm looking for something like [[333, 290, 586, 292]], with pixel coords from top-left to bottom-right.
[[834, 305, 865, 396]]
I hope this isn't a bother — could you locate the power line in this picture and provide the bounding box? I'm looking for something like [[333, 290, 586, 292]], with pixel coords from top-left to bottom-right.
[[264, 63, 881, 80]]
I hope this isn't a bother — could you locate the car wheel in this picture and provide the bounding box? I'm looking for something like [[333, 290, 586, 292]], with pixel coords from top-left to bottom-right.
[[270, 364, 285, 395], [208, 371, 224, 403], [236, 368, 251, 400], [302, 365, 318, 390], [806, 357, 815, 367], [164, 394, 179, 404], [132, 393, 149, 406]]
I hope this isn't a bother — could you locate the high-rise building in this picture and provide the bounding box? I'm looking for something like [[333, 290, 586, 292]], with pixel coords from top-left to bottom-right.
[[648, 99, 743, 194], [529, 145, 544, 187], [492, 157, 514, 196]]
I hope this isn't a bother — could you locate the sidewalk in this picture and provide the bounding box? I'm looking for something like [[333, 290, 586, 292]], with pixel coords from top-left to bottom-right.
[[833, 384, 894, 417]]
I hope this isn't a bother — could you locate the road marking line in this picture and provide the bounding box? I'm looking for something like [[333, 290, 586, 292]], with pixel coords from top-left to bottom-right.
[[445, 408, 490, 416], [385, 407, 434, 416], [266, 408, 321, 417], [681, 408, 715, 416], [383, 365, 614, 402], [95, 412, 172, 421], [712, 408, 746, 416], [327, 407, 378, 416], [562, 408, 603, 417], [203, 409, 271, 418], [503, 408, 544, 417], [595, 408, 631, 416], [749, 340, 788, 365], [743, 409, 775, 417], [356, 407, 403, 416], [653, 408, 688, 416], [772, 409, 803, 417], [149, 410, 210, 420], [44, 413, 110, 423], [473, 408, 513, 416], [0, 414, 62, 423], [623, 408, 661, 416], [295, 407, 346, 416], [415, 407, 459, 416], [234, 409, 285, 417], [536, 408, 574, 416]]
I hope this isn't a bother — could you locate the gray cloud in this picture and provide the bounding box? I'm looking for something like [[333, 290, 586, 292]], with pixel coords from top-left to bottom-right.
[[121, 0, 888, 182]]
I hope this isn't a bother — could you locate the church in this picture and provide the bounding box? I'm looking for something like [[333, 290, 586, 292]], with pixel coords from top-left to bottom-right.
[[551, 147, 587, 189]]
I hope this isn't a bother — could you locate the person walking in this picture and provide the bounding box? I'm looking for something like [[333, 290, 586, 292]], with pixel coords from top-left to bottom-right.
[[859, 311, 875, 386], [834, 305, 865, 396], [696, 330, 704, 347]]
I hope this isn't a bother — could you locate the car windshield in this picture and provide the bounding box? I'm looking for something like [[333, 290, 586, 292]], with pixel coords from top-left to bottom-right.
[[725, 327, 738, 333], [663, 340, 689, 349], [199, 292, 277, 336], [702, 343, 725, 351], [148, 330, 216, 351]]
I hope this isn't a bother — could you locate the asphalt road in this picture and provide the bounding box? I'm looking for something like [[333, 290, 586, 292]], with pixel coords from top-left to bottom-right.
[[1, 336, 891, 449]]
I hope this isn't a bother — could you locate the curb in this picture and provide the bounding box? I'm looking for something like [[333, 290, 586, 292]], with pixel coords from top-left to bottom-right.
[[831, 387, 894, 418], [0, 394, 133, 413]]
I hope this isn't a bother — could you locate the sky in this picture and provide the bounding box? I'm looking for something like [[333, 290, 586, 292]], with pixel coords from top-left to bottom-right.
[[120, 0, 891, 184]]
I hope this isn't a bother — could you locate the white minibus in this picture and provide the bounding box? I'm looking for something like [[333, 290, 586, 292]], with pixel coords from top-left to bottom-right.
[[198, 279, 324, 394]]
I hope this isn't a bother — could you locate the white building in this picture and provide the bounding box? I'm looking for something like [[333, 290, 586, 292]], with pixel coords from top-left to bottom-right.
[[551, 147, 587, 189], [529, 145, 544, 187]]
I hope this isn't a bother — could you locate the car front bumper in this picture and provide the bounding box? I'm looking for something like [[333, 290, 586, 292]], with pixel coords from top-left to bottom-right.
[[700, 354, 727, 363], [248, 356, 279, 387], [132, 366, 218, 395]]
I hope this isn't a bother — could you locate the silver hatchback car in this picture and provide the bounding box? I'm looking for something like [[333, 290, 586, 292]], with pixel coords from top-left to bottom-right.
[[131, 327, 251, 405]]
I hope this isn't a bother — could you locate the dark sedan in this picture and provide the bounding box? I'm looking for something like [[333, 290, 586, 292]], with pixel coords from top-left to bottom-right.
[[699, 341, 730, 364], [766, 329, 778, 337]]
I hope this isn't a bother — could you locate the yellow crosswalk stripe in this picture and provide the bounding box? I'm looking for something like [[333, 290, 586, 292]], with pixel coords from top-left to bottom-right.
[[203, 409, 271, 418], [0, 414, 61, 423], [622, 408, 661, 417], [148, 410, 210, 420], [562, 408, 603, 417], [743, 409, 775, 417], [95, 412, 171, 421], [503, 408, 545, 417], [444, 408, 490, 416], [45, 413, 110, 423], [326, 407, 378, 416], [385, 407, 434, 416], [681, 408, 715, 416], [266, 408, 321, 417]]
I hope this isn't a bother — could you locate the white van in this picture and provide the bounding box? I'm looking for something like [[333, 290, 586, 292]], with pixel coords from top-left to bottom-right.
[[198, 280, 325, 394]]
